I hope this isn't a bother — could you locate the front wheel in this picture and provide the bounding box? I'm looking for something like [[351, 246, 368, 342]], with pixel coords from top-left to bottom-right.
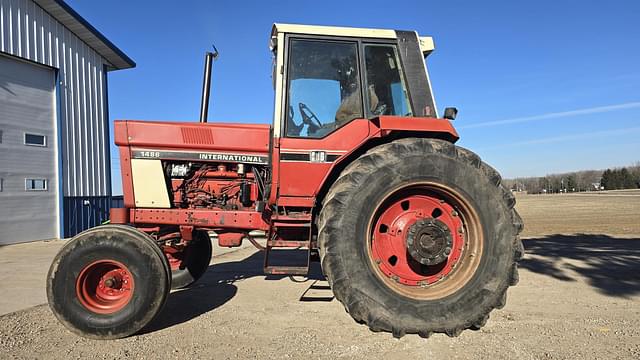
[[47, 225, 171, 339], [169, 230, 213, 289], [317, 138, 524, 338]]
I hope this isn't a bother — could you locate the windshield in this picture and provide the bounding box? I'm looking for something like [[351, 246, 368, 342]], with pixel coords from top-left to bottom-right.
[[285, 39, 362, 138]]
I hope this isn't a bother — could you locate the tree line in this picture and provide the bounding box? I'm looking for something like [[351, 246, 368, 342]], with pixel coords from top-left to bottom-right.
[[601, 167, 639, 190], [504, 163, 640, 194]]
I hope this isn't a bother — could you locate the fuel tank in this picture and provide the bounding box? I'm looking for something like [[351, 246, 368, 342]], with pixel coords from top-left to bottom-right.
[[114, 120, 271, 158]]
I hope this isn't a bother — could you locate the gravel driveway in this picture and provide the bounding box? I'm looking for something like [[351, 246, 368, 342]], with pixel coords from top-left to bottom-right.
[[1, 194, 639, 359]]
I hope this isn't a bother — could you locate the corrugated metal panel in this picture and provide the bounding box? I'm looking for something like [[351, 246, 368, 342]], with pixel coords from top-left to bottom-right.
[[33, 0, 134, 70], [63, 195, 110, 237], [0, 0, 110, 197], [64, 195, 123, 238]]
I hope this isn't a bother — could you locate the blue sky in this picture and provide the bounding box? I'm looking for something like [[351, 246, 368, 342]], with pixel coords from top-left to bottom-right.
[[65, 0, 640, 195]]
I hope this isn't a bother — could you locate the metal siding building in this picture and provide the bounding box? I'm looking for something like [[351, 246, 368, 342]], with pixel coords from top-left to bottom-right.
[[0, 0, 134, 244]]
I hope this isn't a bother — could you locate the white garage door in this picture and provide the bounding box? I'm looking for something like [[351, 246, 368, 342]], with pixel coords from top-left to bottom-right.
[[0, 55, 58, 244]]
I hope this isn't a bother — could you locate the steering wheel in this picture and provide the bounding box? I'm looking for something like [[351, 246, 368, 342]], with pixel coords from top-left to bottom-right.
[[372, 103, 388, 116], [298, 102, 323, 128]]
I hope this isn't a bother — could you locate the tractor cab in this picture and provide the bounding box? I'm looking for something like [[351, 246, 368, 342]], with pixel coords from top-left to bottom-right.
[[268, 24, 449, 200], [269, 24, 438, 139]]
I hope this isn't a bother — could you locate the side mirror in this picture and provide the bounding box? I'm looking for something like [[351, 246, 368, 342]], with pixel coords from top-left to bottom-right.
[[443, 107, 458, 120]]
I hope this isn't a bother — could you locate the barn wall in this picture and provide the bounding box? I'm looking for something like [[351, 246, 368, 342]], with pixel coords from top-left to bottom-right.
[[0, 0, 111, 199]]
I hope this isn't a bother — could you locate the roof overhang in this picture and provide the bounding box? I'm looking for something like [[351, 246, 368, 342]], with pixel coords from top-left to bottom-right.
[[33, 0, 135, 71]]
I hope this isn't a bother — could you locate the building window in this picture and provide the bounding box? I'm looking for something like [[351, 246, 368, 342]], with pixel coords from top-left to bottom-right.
[[24, 133, 46, 147], [25, 178, 48, 191]]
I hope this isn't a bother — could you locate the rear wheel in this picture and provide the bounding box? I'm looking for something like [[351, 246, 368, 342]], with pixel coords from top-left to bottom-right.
[[318, 138, 523, 337], [47, 225, 171, 339]]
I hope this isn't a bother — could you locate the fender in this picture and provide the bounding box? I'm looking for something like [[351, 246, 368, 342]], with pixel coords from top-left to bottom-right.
[[371, 116, 459, 142]]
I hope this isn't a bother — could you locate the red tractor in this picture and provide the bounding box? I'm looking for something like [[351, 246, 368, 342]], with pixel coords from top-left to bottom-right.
[[47, 24, 523, 339]]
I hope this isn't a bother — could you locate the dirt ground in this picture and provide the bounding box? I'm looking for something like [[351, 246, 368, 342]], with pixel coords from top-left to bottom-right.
[[1, 191, 639, 359]]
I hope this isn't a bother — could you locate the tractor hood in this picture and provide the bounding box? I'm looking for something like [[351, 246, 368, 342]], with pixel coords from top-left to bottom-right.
[[114, 120, 271, 158]]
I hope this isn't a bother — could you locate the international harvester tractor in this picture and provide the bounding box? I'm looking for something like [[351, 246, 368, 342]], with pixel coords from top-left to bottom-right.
[[47, 24, 524, 339]]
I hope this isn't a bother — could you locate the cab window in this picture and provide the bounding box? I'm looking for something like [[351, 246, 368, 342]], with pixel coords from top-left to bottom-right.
[[363, 44, 412, 117], [286, 39, 362, 138]]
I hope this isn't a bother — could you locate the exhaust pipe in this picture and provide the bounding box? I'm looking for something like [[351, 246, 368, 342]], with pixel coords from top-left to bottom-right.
[[199, 46, 219, 123]]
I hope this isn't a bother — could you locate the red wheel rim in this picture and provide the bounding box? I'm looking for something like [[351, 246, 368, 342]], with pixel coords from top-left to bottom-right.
[[76, 260, 135, 314], [368, 182, 484, 300]]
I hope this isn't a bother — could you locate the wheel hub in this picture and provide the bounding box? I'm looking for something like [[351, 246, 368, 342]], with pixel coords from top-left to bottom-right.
[[370, 193, 465, 287], [76, 260, 134, 314], [407, 218, 453, 265]]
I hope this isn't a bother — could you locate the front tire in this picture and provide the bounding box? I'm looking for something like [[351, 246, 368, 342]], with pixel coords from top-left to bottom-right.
[[47, 225, 171, 339], [170, 230, 213, 289], [317, 138, 523, 338]]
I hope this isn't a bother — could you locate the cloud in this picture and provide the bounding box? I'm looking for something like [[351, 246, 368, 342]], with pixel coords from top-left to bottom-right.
[[459, 102, 640, 130], [481, 126, 640, 150]]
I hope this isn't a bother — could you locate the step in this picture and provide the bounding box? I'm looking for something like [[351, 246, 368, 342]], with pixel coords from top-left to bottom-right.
[[267, 240, 310, 248], [271, 214, 312, 222], [272, 221, 312, 228], [264, 266, 309, 276]]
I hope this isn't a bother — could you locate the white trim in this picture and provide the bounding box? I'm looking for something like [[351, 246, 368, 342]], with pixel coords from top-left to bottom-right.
[[419, 36, 435, 55], [273, 23, 397, 39], [272, 32, 285, 138], [53, 70, 61, 239]]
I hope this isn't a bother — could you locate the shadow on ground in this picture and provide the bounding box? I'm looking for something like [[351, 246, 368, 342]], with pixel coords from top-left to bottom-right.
[[142, 250, 325, 334], [520, 234, 640, 298], [143, 234, 640, 334]]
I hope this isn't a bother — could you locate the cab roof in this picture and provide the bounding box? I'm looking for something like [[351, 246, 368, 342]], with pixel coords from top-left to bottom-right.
[[271, 23, 434, 54], [272, 23, 397, 39]]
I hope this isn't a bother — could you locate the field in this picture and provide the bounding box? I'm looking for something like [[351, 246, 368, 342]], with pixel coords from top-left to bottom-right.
[[517, 189, 640, 237], [1, 191, 639, 359]]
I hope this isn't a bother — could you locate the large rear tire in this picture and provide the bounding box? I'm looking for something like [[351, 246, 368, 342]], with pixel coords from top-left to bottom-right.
[[47, 225, 171, 339], [170, 230, 213, 289], [317, 138, 524, 338]]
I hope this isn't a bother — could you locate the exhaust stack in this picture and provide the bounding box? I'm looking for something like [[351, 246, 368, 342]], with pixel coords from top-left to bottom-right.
[[199, 46, 219, 123]]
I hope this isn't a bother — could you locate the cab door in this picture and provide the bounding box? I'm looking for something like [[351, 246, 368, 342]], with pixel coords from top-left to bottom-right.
[[276, 37, 371, 200]]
